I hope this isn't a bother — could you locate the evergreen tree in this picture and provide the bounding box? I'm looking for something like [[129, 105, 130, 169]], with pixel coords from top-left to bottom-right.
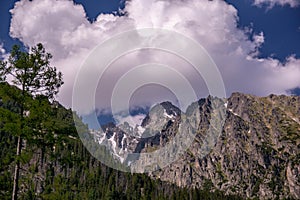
[[0, 43, 63, 200]]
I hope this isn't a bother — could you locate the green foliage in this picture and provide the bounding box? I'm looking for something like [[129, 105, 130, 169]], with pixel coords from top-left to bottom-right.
[[0, 44, 63, 100], [0, 43, 64, 200]]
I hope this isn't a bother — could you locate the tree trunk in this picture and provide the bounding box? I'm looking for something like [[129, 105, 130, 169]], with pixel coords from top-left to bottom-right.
[[12, 83, 25, 200], [12, 136, 22, 200]]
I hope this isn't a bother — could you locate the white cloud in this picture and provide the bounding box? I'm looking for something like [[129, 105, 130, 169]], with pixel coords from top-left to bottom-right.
[[10, 0, 134, 109], [249, 31, 265, 57], [253, 0, 300, 8], [0, 43, 9, 60], [115, 113, 146, 127], [0, 44, 5, 55], [253, 32, 265, 47], [9, 0, 300, 114]]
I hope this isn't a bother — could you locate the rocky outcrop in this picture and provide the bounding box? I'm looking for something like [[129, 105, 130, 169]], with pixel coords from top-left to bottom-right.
[[149, 93, 300, 199], [94, 93, 300, 199]]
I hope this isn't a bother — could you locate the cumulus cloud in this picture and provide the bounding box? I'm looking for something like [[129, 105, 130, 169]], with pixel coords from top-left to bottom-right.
[[253, 0, 300, 8], [9, 0, 300, 115], [10, 0, 134, 109]]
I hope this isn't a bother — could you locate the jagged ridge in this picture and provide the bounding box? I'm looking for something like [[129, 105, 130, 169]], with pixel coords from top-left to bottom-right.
[[95, 93, 300, 199]]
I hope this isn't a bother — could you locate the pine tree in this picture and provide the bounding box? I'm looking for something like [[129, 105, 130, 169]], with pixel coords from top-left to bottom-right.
[[0, 43, 63, 200]]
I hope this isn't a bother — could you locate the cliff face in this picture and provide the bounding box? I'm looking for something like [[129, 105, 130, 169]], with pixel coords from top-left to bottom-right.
[[149, 93, 300, 199], [97, 93, 300, 199]]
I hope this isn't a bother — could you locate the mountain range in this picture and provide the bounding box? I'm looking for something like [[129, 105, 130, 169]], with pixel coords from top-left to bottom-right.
[[91, 92, 300, 199], [1, 81, 299, 199]]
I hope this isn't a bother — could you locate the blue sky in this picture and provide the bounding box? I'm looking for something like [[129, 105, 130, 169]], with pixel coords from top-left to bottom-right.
[[0, 0, 300, 115], [227, 0, 300, 62]]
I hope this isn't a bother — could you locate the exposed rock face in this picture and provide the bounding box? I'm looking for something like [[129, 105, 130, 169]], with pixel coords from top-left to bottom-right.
[[149, 93, 300, 199], [94, 93, 300, 199]]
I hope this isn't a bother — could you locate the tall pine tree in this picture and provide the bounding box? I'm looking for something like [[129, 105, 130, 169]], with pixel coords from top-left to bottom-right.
[[0, 43, 63, 200]]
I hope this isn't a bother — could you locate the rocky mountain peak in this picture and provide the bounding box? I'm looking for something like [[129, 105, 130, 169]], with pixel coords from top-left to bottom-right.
[[91, 93, 300, 199]]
